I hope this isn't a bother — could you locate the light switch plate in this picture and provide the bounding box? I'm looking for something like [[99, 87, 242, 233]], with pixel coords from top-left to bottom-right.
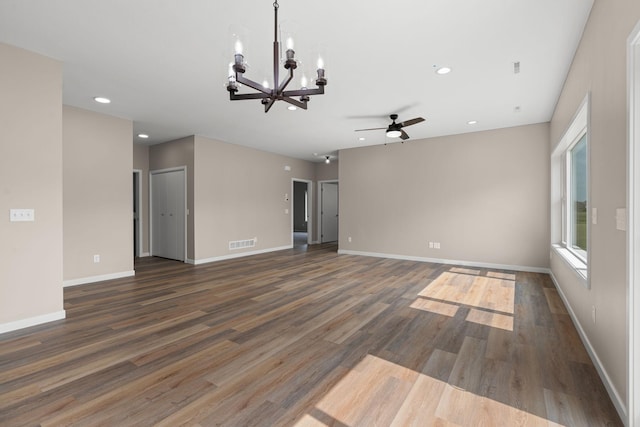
[[616, 208, 626, 231]]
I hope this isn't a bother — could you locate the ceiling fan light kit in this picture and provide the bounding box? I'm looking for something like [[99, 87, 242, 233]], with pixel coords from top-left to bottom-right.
[[226, 0, 327, 113], [355, 113, 425, 141]]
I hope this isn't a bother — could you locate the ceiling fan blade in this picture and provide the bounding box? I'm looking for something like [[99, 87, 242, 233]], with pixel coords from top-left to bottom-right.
[[399, 117, 425, 128], [400, 130, 410, 140], [355, 127, 386, 132]]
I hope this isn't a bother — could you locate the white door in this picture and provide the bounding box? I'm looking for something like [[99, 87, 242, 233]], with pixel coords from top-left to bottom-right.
[[321, 182, 338, 243], [151, 169, 185, 261]]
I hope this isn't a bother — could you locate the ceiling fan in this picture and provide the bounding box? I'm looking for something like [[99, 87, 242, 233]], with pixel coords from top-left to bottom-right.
[[355, 114, 425, 141]]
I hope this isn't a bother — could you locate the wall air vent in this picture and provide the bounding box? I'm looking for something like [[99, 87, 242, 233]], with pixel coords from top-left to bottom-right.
[[229, 238, 257, 250]]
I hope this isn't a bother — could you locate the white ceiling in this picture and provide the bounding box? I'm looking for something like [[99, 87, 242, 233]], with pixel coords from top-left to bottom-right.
[[0, 0, 593, 162]]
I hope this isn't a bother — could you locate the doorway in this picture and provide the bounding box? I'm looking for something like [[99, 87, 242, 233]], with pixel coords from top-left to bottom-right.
[[133, 170, 142, 258], [320, 181, 338, 243], [150, 167, 186, 262], [292, 179, 312, 247]]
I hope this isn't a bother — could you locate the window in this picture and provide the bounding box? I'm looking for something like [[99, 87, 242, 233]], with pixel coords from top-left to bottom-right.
[[565, 132, 588, 261], [551, 94, 589, 283]]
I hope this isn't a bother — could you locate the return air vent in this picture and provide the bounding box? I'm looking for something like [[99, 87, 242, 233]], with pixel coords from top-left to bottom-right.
[[229, 238, 256, 250], [513, 61, 520, 74]]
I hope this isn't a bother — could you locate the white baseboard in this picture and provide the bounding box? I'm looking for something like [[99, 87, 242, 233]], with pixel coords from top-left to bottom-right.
[[337, 249, 551, 274], [140, 252, 151, 257], [190, 245, 293, 265], [63, 270, 135, 287], [548, 272, 627, 422], [0, 310, 66, 335]]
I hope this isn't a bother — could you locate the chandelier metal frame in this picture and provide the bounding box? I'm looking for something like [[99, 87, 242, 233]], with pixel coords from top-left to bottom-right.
[[226, 0, 327, 113]]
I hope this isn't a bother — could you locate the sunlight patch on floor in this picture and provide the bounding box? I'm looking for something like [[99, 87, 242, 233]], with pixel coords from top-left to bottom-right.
[[466, 308, 514, 331], [294, 354, 564, 427], [411, 270, 516, 331], [410, 298, 459, 317], [418, 271, 515, 314]]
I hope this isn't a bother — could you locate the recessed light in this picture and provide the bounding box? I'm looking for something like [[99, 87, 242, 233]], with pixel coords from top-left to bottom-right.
[[287, 105, 297, 111], [514, 106, 521, 112], [358, 137, 366, 141], [467, 120, 477, 125], [137, 133, 149, 139], [435, 67, 451, 75], [93, 96, 111, 104]]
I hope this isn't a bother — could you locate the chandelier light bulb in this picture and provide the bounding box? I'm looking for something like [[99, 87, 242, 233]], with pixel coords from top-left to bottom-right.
[[301, 75, 308, 88], [317, 56, 324, 70], [234, 39, 243, 55], [286, 37, 294, 50]]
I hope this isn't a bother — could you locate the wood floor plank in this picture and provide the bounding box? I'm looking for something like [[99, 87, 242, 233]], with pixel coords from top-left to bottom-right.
[[0, 245, 622, 426]]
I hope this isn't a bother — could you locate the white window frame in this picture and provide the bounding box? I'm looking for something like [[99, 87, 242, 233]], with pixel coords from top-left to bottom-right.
[[551, 94, 590, 284], [564, 131, 588, 262]]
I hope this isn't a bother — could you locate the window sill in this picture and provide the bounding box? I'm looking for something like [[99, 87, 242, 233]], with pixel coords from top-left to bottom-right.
[[552, 244, 588, 286]]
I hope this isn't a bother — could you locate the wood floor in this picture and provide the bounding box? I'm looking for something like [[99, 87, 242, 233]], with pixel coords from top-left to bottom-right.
[[0, 244, 621, 426]]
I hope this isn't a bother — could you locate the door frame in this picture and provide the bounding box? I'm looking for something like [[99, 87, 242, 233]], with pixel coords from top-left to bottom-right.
[[149, 166, 187, 262], [133, 169, 142, 258], [292, 178, 313, 245], [628, 18, 640, 427], [318, 180, 339, 243]]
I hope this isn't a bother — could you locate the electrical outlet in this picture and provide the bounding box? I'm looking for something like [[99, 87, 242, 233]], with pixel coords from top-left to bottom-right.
[[93, 254, 100, 263], [10, 209, 35, 222], [348, 236, 352, 243]]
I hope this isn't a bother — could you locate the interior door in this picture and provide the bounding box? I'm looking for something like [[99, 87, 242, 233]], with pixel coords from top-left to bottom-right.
[[151, 169, 185, 261], [321, 182, 338, 243]]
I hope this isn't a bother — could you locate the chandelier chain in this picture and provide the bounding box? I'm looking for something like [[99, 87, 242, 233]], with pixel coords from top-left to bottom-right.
[[273, 0, 278, 9]]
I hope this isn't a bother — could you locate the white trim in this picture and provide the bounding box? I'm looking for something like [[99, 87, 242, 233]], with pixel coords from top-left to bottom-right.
[[551, 245, 588, 282], [189, 245, 292, 265], [140, 252, 151, 257], [337, 249, 550, 274], [133, 169, 143, 258], [292, 178, 313, 245], [63, 270, 135, 287], [0, 310, 66, 335], [549, 271, 627, 422], [628, 18, 640, 427]]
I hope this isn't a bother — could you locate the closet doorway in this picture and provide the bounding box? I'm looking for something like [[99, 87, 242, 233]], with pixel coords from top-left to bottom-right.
[[150, 167, 186, 261]]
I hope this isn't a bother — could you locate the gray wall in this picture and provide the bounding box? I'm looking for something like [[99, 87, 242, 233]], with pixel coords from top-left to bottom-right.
[[193, 135, 316, 261], [0, 43, 64, 328], [63, 106, 134, 283], [339, 123, 550, 271], [549, 0, 640, 415]]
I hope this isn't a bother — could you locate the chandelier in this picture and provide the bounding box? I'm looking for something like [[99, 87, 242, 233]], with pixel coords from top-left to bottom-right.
[[226, 0, 327, 113]]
